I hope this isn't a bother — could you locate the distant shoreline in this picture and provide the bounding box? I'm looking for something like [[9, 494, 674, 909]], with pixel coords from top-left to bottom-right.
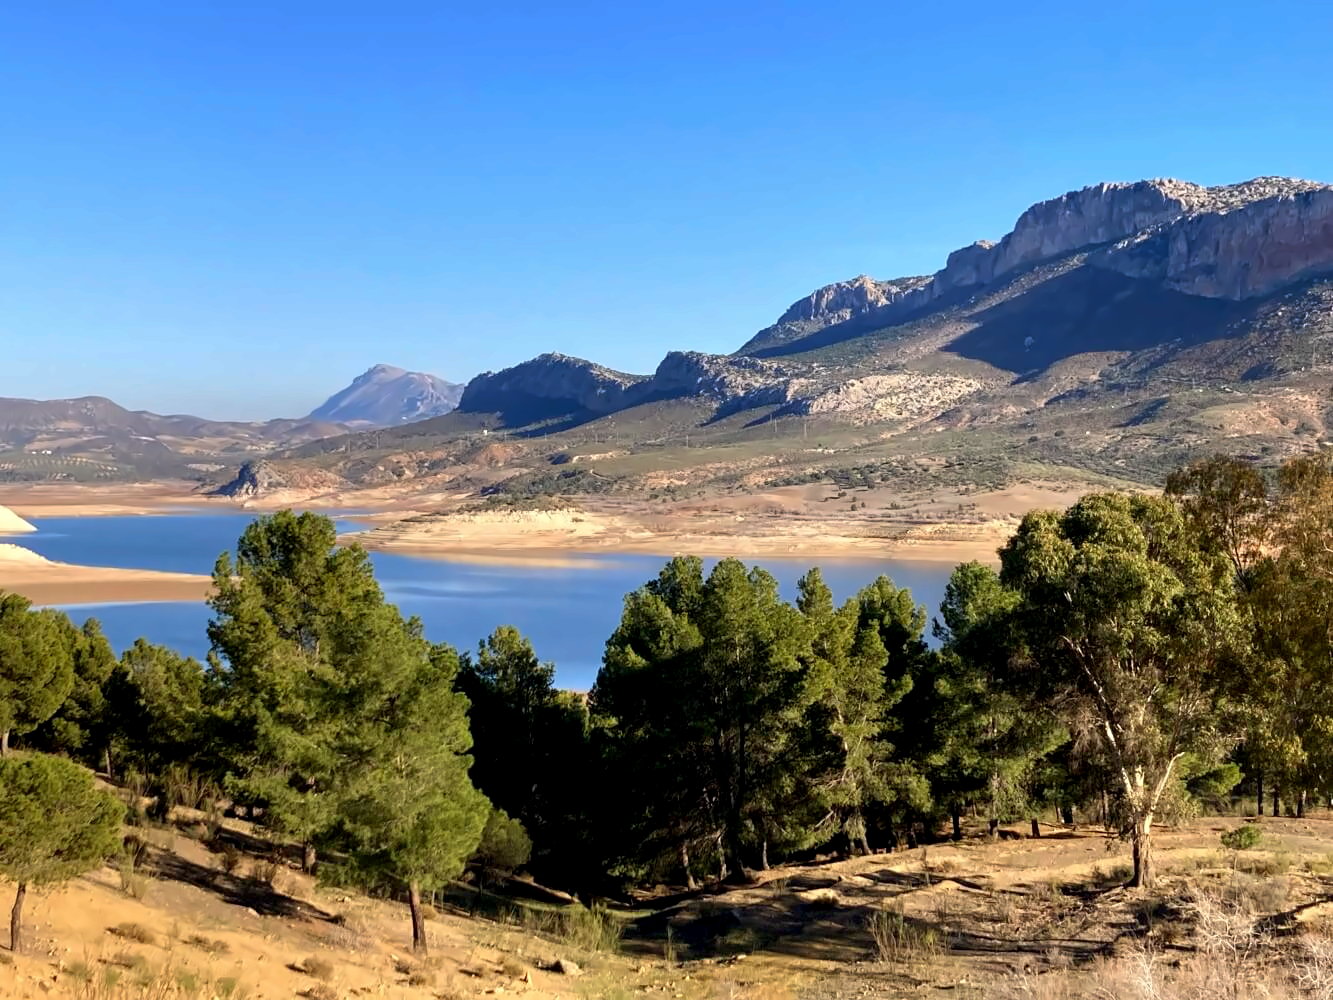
[[0, 479, 1071, 604]]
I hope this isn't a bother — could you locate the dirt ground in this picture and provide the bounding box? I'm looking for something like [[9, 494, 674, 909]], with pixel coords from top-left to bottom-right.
[[3, 809, 1330, 1000]]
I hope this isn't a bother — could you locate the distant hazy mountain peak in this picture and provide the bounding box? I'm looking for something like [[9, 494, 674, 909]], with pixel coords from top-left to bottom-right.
[[309, 365, 464, 427]]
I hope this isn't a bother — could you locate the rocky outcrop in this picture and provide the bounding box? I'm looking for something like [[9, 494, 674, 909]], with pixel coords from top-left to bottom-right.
[[308, 364, 463, 426], [457, 353, 647, 420], [740, 275, 932, 352], [782, 373, 983, 421], [648, 351, 793, 403], [211, 460, 286, 498]]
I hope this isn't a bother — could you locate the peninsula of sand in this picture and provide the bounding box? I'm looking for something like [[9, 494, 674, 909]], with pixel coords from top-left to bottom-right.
[[0, 478, 1120, 578], [0, 503, 212, 606]]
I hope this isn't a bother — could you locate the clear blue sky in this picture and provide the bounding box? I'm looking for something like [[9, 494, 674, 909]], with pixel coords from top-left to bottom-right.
[[4, 1, 1330, 419]]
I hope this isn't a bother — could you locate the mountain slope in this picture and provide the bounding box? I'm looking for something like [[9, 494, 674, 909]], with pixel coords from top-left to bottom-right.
[[0, 395, 347, 482], [308, 364, 464, 426], [241, 174, 1333, 507]]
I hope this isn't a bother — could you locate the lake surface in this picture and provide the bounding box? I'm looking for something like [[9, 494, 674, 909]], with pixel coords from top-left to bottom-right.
[[19, 513, 954, 690]]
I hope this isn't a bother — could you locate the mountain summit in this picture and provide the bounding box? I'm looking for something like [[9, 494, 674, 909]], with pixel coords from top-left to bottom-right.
[[308, 365, 464, 427]]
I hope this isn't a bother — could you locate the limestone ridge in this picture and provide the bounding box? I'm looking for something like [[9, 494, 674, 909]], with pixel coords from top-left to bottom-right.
[[308, 364, 464, 426], [739, 177, 1333, 355], [454, 176, 1333, 428]]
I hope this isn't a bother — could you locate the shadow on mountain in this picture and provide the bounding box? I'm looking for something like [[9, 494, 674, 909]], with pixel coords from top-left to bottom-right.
[[943, 268, 1246, 377], [745, 307, 917, 360]]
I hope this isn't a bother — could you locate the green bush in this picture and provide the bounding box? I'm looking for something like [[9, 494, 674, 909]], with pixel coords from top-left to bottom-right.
[[1221, 823, 1263, 852], [473, 807, 532, 874]]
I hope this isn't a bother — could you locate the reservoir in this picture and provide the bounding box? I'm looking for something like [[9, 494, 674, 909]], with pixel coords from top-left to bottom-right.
[[18, 513, 955, 690]]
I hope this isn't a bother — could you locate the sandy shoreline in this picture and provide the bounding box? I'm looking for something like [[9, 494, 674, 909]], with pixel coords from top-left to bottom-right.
[[0, 481, 1032, 574], [0, 543, 213, 606]]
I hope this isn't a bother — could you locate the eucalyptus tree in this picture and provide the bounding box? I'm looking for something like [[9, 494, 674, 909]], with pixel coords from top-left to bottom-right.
[[999, 493, 1244, 888]]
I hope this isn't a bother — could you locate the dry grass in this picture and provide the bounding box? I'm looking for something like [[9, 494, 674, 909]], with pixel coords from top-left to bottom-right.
[[509, 902, 624, 954], [181, 934, 229, 955], [867, 902, 942, 963], [991, 889, 1333, 1000]]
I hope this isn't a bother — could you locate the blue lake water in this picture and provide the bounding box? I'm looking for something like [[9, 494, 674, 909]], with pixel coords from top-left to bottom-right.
[[15, 513, 953, 690]]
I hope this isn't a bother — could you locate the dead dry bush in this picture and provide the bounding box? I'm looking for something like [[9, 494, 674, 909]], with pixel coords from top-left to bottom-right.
[[990, 889, 1333, 1000]]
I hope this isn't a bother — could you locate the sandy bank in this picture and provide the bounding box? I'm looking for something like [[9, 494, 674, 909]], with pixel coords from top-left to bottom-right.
[[0, 504, 36, 534], [0, 543, 212, 606], [348, 507, 1011, 567]]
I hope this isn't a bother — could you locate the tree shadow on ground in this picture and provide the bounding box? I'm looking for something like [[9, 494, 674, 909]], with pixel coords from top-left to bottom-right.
[[150, 849, 334, 922]]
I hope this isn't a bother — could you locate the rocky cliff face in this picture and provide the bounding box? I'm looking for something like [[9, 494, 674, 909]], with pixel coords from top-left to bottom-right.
[[1101, 186, 1333, 300], [457, 353, 646, 420], [742, 176, 1333, 355]]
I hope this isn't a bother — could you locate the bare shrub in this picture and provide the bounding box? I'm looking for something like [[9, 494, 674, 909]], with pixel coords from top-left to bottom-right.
[[301, 955, 335, 980]]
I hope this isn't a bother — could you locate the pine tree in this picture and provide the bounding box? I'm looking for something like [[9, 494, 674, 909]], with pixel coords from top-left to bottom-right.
[[931, 563, 1065, 839], [798, 570, 897, 854], [596, 558, 813, 881], [31, 618, 118, 772], [117, 639, 207, 773], [0, 753, 123, 951], [336, 638, 489, 953], [208, 511, 387, 872], [0, 595, 76, 755], [457, 626, 588, 872]]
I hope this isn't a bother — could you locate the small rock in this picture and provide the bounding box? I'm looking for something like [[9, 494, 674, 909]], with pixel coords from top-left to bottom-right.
[[552, 958, 582, 976]]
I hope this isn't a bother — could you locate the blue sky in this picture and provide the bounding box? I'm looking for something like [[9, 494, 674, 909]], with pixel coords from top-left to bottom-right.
[[3, 1, 1330, 419]]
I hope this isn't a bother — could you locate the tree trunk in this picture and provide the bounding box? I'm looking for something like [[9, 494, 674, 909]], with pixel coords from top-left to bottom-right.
[[1298, 789, 1307, 819], [679, 843, 696, 891], [758, 839, 769, 872], [1060, 804, 1074, 826], [951, 807, 962, 842], [1100, 787, 1110, 831], [1030, 817, 1041, 839], [1129, 815, 1154, 889], [408, 881, 427, 955], [1, 730, 9, 756], [302, 841, 317, 874], [858, 832, 872, 856], [103, 746, 115, 783], [9, 882, 25, 953], [1273, 781, 1281, 818], [1256, 768, 1264, 816], [987, 817, 999, 839]]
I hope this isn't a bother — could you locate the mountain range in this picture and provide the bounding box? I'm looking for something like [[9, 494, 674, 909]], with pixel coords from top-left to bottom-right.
[[0, 365, 462, 482], [10, 175, 1333, 498], [256, 174, 1333, 502]]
